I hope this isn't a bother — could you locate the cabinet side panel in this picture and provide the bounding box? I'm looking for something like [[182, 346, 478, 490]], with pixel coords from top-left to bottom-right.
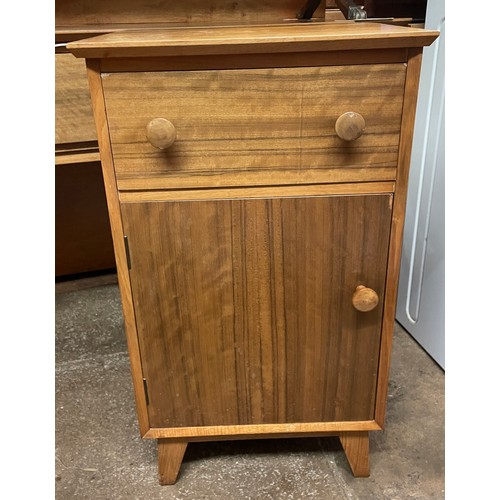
[[122, 193, 391, 428], [375, 48, 424, 426], [85, 59, 150, 435]]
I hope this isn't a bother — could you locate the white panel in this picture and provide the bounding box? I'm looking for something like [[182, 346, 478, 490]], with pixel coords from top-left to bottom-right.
[[396, 0, 445, 368]]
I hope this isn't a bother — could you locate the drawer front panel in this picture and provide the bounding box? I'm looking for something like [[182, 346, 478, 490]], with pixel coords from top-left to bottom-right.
[[121, 192, 392, 428], [103, 64, 406, 190]]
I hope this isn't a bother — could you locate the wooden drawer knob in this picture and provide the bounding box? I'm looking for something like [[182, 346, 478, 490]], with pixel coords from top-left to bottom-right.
[[335, 112, 365, 141], [352, 285, 379, 312], [146, 118, 176, 149]]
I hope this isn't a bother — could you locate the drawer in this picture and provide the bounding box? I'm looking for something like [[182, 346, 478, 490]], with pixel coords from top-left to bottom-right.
[[55, 53, 97, 145], [102, 64, 406, 190]]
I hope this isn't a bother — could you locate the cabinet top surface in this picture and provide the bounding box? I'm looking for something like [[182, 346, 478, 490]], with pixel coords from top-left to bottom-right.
[[67, 22, 439, 58]]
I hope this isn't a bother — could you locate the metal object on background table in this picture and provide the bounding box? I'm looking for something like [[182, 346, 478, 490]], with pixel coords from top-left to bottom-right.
[[336, 0, 367, 19]]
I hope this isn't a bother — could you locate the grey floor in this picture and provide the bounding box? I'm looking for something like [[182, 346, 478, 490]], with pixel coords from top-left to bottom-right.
[[55, 273, 444, 499]]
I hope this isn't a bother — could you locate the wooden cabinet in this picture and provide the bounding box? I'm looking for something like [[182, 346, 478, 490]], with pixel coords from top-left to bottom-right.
[[68, 21, 438, 485]]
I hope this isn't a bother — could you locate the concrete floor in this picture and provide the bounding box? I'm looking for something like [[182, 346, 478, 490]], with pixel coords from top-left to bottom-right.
[[55, 273, 444, 499]]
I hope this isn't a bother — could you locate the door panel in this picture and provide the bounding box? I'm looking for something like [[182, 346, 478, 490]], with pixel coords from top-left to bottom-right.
[[121, 194, 392, 428]]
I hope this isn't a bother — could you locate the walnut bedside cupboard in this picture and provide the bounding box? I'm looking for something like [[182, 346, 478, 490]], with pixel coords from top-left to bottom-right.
[[67, 22, 439, 485]]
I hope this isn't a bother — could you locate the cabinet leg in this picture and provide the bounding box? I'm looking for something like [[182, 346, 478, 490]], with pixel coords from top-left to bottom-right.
[[158, 439, 188, 485], [338, 432, 370, 477]]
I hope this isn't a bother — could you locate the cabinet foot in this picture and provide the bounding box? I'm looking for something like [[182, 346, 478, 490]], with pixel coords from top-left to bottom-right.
[[158, 439, 188, 485], [338, 431, 370, 477]]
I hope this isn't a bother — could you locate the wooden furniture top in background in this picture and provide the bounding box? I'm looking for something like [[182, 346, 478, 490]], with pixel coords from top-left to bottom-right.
[[55, 53, 100, 166], [55, 54, 97, 145], [56, 0, 326, 41]]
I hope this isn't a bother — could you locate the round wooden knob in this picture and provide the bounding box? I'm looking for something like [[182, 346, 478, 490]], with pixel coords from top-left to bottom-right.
[[352, 285, 379, 312], [335, 112, 365, 141], [146, 118, 176, 149]]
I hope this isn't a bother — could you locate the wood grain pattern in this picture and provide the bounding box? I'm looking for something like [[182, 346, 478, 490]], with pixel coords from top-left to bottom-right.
[[56, 0, 324, 27], [157, 440, 187, 485], [144, 420, 381, 440], [55, 150, 101, 165], [339, 431, 370, 477], [118, 182, 395, 203], [116, 168, 397, 191], [56, 19, 326, 44], [121, 193, 392, 429], [102, 64, 405, 190], [374, 47, 424, 427], [85, 59, 150, 436], [55, 140, 100, 165], [55, 53, 97, 144], [99, 49, 408, 73], [67, 22, 439, 59]]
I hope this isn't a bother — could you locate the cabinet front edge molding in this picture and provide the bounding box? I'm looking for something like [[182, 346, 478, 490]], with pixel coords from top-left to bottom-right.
[[143, 420, 382, 440]]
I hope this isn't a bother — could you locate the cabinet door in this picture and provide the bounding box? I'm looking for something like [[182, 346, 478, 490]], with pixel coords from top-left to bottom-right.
[[121, 194, 392, 428]]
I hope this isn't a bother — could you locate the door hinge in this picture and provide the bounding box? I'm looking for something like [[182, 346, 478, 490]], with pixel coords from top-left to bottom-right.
[[124, 235, 131, 270], [143, 378, 149, 405]]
